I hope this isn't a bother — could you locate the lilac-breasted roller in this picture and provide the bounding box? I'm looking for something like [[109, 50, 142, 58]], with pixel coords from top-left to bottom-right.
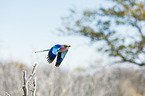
[[35, 44, 71, 67]]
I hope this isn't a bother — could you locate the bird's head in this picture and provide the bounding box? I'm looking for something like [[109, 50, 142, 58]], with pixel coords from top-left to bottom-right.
[[59, 44, 71, 52]]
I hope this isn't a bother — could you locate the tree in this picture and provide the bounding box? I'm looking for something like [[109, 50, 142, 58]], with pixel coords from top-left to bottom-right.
[[62, 0, 145, 66]]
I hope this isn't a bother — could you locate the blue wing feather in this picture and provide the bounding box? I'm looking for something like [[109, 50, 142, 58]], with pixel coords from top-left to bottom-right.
[[47, 44, 62, 63], [55, 50, 68, 67]]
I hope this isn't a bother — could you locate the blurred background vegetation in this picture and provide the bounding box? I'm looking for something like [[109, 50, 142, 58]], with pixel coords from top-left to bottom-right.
[[1, 0, 145, 96], [0, 61, 145, 96], [62, 0, 145, 66]]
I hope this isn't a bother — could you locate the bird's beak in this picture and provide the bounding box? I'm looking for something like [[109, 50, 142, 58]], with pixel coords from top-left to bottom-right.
[[63, 44, 71, 47], [68, 45, 71, 47]]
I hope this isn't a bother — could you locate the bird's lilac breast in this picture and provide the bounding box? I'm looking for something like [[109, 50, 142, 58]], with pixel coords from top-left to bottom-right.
[[59, 47, 68, 52]]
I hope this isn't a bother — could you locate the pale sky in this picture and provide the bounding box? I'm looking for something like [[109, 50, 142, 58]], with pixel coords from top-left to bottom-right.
[[0, 0, 113, 70]]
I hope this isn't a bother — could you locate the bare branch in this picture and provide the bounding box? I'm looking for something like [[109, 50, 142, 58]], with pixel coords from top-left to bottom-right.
[[27, 64, 38, 82], [22, 64, 38, 96], [32, 77, 37, 96], [22, 71, 28, 96]]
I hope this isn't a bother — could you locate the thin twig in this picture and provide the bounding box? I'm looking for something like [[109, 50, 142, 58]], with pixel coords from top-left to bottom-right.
[[27, 64, 38, 82], [32, 77, 37, 96], [22, 71, 28, 96], [4, 92, 10, 96]]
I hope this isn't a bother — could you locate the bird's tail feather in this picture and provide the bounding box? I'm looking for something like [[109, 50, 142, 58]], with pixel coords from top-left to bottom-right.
[[35, 49, 50, 53], [55, 63, 61, 67]]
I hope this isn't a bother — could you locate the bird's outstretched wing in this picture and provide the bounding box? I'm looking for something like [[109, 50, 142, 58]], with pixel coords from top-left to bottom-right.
[[47, 45, 62, 63], [55, 50, 68, 67]]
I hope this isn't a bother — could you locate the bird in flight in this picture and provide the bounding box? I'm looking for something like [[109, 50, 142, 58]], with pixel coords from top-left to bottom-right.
[[35, 44, 71, 67]]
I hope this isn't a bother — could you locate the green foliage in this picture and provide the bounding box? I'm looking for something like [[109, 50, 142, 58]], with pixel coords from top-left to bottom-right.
[[75, 67, 86, 72], [62, 0, 145, 66], [7, 61, 27, 69]]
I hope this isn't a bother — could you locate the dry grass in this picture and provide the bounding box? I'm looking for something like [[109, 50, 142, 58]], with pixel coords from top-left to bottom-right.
[[0, 62, 145, 96]]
